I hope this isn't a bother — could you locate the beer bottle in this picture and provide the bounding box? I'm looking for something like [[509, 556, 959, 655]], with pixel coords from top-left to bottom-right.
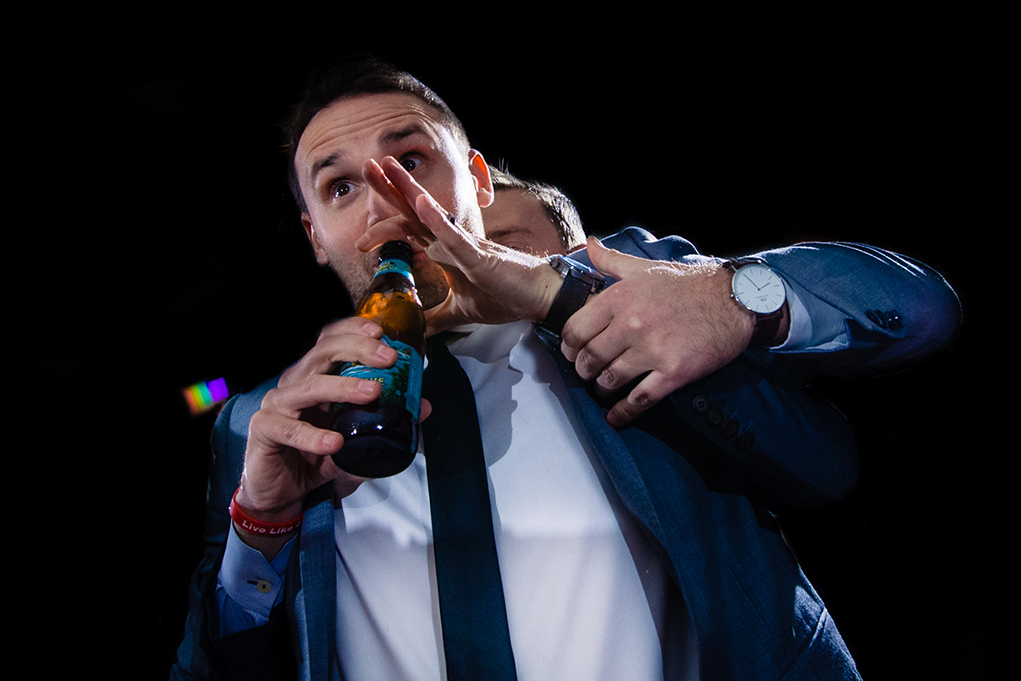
[[331, 241, 426, 478]]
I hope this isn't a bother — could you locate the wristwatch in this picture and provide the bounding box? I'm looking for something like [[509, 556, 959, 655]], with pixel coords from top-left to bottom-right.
[[539, 255, 606, 337], [722, 257, 787, 347]]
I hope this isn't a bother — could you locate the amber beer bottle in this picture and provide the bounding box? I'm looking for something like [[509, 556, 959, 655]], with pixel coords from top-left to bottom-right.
[[330, 241, 426, 478]]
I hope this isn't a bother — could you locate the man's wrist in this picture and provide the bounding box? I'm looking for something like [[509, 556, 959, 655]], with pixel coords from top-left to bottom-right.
[[231, 489, 303, 533], [720, 257, 790, 348], [538, 255, 606, 335], [230, 490, 303, 559], [534, 262, 566, 322]]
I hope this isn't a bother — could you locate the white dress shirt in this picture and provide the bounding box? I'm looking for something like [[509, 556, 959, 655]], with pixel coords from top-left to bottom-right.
[[219, 321, 698, 680]]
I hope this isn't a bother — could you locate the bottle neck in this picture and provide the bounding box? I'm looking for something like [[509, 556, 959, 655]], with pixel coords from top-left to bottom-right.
[[374, 257, 414, 284]]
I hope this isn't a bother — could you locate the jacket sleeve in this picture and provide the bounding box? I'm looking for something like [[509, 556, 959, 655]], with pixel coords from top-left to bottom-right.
[[753, 240, 962, 379], [567, 227, 961, 507], [597, 227, 962, 379], [171, 393, 244, 680], [171, 379, 296, 680]]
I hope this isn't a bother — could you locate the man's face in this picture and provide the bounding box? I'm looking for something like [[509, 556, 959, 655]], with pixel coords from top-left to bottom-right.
[[296, 92, 492, 307], [484, 189, 565, 256]]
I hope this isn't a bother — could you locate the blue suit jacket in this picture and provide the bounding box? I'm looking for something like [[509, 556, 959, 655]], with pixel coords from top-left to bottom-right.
[[172, 228, 961, 680]]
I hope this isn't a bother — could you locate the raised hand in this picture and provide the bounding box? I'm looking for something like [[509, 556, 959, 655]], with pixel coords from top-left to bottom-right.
[[356, 156, 562, 333]]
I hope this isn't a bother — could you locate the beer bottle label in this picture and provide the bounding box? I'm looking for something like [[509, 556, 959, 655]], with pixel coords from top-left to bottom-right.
[[373, 257, 414, 282], [337, 335, 422, 420]]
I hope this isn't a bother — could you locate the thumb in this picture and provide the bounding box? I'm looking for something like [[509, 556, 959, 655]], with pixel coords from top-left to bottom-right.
[[587, 237, 650, 280], [423, 294, 461, 337]]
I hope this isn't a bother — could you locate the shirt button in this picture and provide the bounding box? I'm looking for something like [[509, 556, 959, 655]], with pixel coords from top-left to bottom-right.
[[255, 579, 273, 594]]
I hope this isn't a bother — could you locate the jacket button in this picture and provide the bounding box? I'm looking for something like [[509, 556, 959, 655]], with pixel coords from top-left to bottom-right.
[[706, 408, 725, 429], [692, 396, 710, 414], [720, 420, 739, 439]]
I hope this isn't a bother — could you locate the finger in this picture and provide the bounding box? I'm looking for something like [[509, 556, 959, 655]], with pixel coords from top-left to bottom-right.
[[592, 352, 646, 398], [359, 158, 434, 248], [265, 373, 383, 421], [358, 215, 433, 254], [413, 191, 482, 258], [279, 330, 397, 388], [560, 286, 616, 362], [423, 302, 459, 336], [364, 158, 416, 215], [377, 156, 432, 218], [570, 333, 618, 382], [605, 370, 686, 427], [376, 156, 449, 248], [248, 408, 346, 458], [586, 237, 654, 280], [318, 317, 384, 341]]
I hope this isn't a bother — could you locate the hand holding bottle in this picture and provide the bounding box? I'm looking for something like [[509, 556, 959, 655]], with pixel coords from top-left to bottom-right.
[[234, 315, 432, 557], [329, 241, 427, 478]]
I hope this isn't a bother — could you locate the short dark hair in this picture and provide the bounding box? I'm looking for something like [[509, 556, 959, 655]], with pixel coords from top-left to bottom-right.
[[489, 164, 586, 251], [283, 56, 470, 212]]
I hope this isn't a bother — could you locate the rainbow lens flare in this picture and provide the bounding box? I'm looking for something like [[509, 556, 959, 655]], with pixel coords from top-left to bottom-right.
[[183, 377, 230, 414]]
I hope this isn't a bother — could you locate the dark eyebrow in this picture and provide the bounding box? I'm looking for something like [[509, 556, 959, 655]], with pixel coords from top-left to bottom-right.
[[310, 152, 342, 184], [308, 124, 431, 185], [380, 124, 429, 147]]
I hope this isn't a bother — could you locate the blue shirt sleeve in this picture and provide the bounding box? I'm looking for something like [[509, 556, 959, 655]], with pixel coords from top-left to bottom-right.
[[215, 522, 297, 635]]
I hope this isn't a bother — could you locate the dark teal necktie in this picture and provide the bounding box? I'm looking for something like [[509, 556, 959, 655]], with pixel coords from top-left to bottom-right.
[[422, 333, 518, 681]]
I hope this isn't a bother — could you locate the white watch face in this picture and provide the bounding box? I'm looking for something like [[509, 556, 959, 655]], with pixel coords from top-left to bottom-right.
[[732, 263, 786, 314]]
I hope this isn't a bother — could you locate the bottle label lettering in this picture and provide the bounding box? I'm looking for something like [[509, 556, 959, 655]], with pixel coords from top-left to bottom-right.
[[373, 258, 414, 282], [337, 335, 422, 420]]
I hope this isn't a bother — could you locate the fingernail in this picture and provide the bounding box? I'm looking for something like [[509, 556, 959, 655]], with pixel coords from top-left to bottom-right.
[[356, 380, 379, 396]]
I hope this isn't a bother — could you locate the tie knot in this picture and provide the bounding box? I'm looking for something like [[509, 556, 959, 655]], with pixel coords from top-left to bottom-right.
[[426, 331, 454, 353]]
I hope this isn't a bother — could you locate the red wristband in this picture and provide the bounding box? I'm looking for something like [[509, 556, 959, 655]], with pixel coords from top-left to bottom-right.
[[229, 489, 304, 536]]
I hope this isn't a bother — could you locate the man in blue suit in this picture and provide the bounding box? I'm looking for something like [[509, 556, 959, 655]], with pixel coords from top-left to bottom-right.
[[172, 57, 960, 680]]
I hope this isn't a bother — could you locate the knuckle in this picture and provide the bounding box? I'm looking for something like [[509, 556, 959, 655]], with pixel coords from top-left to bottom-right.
[[575, 349, 599, 378], [560, 324, 578, 348], [259, 388, 282, 412], [628, 388, 654, 409], [296, 372, 322, 397]]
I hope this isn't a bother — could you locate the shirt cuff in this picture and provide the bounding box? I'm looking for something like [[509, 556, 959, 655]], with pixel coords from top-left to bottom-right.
[[769, 279, 850, 353], [217, 521, 296, 617]]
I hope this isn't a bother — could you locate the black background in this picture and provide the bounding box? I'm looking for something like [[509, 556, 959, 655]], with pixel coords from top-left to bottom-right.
[[28, 6, 1004, 679]]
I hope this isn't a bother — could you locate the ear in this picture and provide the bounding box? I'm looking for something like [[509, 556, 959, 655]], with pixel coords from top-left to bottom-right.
[[468, 149, 494, 208], [301, 212, 331, 266]]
